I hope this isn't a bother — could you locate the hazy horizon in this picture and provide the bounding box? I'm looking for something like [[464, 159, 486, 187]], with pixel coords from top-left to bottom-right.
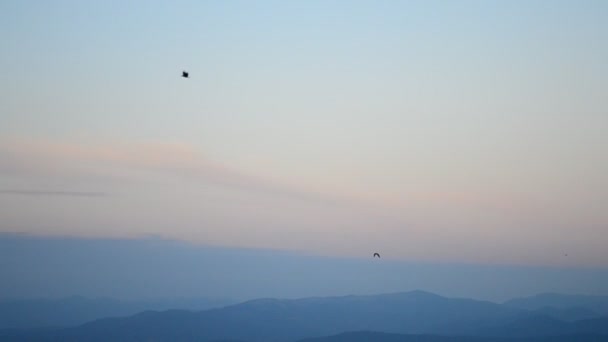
[[2, 233, 608, 303]]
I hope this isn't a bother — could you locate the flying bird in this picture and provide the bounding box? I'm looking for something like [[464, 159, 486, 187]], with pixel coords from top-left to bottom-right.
[[373, 253, 380, 258], [182, 71, 189, 78]]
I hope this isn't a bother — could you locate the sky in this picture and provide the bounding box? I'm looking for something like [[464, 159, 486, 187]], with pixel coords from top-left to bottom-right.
[[1, 0, 608, 276], [3, 234, 608, 302]]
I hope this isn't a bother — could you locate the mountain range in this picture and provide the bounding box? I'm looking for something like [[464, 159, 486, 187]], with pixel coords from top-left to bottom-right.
[[0, 296, 234, 329], [1, 291, 607, 341], [505, 293, 608, 315]]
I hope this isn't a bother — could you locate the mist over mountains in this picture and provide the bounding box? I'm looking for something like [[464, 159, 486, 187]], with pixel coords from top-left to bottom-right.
[[3, 234, 608, 303], [3, 235, 608, 341], [0, 296, 234, 329], [505, 293, 608, 315], [2, 291, 608, 342]]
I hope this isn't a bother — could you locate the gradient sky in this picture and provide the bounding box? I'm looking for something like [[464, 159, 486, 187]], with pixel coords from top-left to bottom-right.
[[3, 234, 608, 302], [1, 1, 608, 268]]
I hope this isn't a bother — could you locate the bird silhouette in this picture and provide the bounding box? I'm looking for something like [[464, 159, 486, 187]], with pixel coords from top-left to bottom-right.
[[182, 71, 189, 78], [373, 253, 380, 258]]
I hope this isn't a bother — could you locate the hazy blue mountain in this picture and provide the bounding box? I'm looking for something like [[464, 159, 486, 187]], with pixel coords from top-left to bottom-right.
[[299, 331, 608, 342], [0, 291, 526, 341], [71, 290, 533, 341], [3, 291, 608, 342], [0, 296, 234, 329], [530, 306, 601, 322], [5, 234, 608, 305], [505, 293, 608, 314]]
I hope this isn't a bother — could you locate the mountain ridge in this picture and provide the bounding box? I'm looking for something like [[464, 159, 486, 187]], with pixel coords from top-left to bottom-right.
[[3, 291, 608, 341]]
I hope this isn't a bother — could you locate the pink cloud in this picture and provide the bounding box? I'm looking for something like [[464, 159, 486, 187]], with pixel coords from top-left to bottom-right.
[[0, 137, 345, 203]]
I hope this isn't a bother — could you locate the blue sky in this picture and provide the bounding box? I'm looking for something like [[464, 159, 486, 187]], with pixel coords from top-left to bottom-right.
[[1, 1, 608, 270]]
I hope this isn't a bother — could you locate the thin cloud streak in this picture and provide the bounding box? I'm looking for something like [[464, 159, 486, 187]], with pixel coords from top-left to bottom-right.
[[0, 137, 357, 206], [2, 137, 607, 267], [0, 190, 108, 197]]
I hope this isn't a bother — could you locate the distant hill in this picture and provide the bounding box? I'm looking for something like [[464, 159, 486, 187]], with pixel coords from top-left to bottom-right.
[[3, 291, 608, 342], [299, 331, 608, 342], [505, 293, 608, 314], [0, 291, 536, 341], [63, 290, 529, 341], [0, 296, 233, 329]]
